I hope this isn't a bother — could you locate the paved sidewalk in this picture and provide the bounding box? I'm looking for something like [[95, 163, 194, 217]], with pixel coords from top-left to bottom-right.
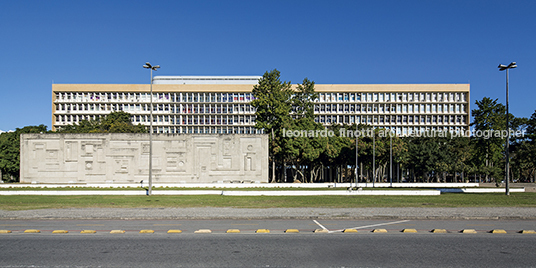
[[1, 207, 535, 220]]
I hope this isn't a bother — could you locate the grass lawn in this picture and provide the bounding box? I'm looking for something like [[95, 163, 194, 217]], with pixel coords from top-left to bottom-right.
[[0, 193, 535, 211]]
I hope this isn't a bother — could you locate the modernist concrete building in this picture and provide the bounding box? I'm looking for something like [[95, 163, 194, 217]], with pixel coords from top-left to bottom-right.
[[52, 76, 470, 136]]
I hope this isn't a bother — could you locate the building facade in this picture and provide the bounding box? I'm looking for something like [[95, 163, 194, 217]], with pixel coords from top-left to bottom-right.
[[52, 76, 470, 135]]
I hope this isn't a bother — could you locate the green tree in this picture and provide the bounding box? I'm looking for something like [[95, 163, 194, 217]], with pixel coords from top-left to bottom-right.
[[251, 69, 294, 182], [282, 78, 326, 182], [511, 112, 534, 182], [470, 97, 507, 183], [0, 125, 48, 182]]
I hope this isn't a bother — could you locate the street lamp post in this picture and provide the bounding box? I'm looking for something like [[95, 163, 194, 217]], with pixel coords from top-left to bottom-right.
[[372, 128, 375, 187], [143, 62, 160, 196], [355, 131, 358, 189], [498, 62, 516, 196]]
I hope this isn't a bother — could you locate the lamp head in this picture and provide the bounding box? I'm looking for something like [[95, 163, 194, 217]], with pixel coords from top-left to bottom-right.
[[498, 62, 517, 71]]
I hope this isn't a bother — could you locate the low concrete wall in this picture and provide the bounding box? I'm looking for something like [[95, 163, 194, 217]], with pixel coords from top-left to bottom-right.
[[20, 133, 268, 184], [1, 182, 482, 188], [0, 190, 441, 196]]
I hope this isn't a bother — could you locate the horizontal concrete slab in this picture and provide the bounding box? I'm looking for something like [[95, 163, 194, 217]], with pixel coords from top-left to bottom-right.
[[439, 188, 525, 193], [1, 182, 480, 188], [0, 190, 441, 196]]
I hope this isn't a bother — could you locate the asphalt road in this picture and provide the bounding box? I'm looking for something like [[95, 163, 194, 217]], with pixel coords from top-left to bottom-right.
[[1, 218, 535, 233], [1, 234, 535, 267]]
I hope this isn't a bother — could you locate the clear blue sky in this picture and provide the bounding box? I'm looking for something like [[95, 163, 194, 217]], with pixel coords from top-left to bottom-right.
[[1, 0, 535, 131]]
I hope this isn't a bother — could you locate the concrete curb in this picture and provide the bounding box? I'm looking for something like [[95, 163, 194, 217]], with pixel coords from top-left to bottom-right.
[[0, 190, 441, 196]]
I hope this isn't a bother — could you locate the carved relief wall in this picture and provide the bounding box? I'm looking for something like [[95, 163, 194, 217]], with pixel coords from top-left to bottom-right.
[[20, 133, 268, 184]]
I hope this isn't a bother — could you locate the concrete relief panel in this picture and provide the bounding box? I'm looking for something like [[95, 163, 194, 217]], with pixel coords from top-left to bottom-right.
[[20, 133, 268, 184], [64, 141, 78, 162]]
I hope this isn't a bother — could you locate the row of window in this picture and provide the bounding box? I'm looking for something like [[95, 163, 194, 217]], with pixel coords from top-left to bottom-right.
[[55, 113, 465, 127], [315, 103, 466, 114], [55, 92, 256, 103], [55, 114, 257, 126], [159, 126, 465, 136], [55, 103, 257, 114], [55, 91, 468, 104], [56, 102, 466, 115], [315, 115, 466, 125], [317, 92, 467, 103], [55, 122, 466, 136], [152, 126, 263, 134]]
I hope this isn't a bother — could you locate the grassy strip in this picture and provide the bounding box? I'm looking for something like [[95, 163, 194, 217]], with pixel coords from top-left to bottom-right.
[[0, 193, 535, 211]]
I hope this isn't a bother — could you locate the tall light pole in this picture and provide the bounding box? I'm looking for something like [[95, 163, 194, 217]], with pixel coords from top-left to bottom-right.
[[355, 128, 358, 189], [143, 62, 160, 196], [372, 128, 375, 187], [498, 62, 516, 196]]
